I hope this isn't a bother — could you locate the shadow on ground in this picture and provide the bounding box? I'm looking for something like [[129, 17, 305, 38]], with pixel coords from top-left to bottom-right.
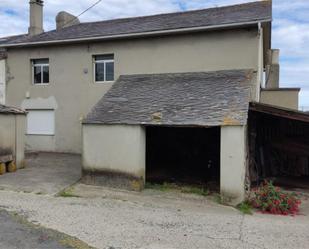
[[0, 209, 94, 249]]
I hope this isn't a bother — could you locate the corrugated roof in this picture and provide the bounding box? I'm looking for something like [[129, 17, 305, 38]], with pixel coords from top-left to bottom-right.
[[1, 1, 271, 47], [250, 102, 309, 123], [84, 70, 255, 126]]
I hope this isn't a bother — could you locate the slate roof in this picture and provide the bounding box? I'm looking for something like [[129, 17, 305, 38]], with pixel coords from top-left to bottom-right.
[[1, 1, 271, 47], [0, 104, 26, 115], [84, 70, 255, 127], [0, 34, 27, 45]]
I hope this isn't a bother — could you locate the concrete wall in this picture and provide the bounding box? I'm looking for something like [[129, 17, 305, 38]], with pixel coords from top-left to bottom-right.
[[260, 89, 300, 110], [220, 125, 247, 204], [82, 124, 145, 190], [0, 114, 26, 169], [6, 28, 260, 153], [25, 135, 55, 152], [15, 115, 26, 168]]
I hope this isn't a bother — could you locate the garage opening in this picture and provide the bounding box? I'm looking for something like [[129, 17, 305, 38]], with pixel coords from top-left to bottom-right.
[[249, 104, 309, 191], [146, 126, 220, 190]]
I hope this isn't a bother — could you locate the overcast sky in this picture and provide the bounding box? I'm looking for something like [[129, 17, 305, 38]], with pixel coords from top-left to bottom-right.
[[0, 0, 308, 109]]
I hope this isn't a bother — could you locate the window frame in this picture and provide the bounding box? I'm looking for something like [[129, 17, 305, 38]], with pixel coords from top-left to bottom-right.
[[93, 55, 114, 83], [31, 59, 50, 85]]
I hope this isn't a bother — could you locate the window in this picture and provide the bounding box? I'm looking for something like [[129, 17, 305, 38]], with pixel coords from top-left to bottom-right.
[[27, 110, 55, 135], [32, 59, 49, 85], [94, 54, 114, 82]]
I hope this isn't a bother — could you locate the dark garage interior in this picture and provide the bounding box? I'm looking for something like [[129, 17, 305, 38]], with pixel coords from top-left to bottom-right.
[[146, 126, 220, 189], [249, 104, 309, 191]]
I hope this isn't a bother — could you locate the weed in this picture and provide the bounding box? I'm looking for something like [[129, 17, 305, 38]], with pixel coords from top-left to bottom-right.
[[57, 188, 79, 198], [236, 201, 253, 215], [213, 193, 231, 205]]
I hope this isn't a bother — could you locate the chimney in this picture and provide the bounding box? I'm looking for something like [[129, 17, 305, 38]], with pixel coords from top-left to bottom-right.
[[265, 49, 280, 89], [56, 11, 80, 30], [28, 0, 44, 36]]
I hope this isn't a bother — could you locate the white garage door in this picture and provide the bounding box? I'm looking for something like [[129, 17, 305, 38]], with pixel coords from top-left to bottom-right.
[[27, 110, 55, 135]]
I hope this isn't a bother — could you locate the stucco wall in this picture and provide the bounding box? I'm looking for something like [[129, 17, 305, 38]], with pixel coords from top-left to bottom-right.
[[6, 28, 260, 153], [25, 135, 55, 152], [260, 89, 300, 110], [0, 114, 26, 168], [82, 124, 145, 189], [0, 59, 5, 104], [15, 115, 26, 168], [220, 125, 247, 204], [0, 115, 15, 154]]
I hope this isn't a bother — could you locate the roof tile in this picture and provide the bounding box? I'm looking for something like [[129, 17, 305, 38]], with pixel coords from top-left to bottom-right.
[[84, 70, 255, 126], [2, 1, 271, 46]]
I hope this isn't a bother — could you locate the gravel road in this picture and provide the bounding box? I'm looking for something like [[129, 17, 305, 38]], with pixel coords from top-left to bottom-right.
[[0, 185, 308, 249]]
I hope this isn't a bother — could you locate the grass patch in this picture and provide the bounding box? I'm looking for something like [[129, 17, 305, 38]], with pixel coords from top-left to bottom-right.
[[57, 188, 80, 198], [145, 182, 209, 196], [59, 237, 95, 249], [145, 182, 172, 191], [180, 186, 209, 196], [236, 201, 253, 215]]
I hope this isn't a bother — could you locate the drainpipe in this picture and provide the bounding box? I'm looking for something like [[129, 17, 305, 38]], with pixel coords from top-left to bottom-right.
[[256, 22, 263, 102]]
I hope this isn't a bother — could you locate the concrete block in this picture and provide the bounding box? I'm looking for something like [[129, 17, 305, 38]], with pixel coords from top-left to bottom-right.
[[220, 125, 247, 205]]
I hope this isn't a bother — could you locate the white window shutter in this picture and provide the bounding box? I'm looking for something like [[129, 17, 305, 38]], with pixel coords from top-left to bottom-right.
[[27, 110, 55, 135]]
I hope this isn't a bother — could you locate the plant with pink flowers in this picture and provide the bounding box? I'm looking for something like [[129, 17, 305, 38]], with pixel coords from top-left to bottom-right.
[[250, 181, 301, 215]]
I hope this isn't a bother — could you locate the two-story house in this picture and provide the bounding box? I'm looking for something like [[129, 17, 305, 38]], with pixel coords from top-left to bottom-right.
[[0, 0, 306, 203]]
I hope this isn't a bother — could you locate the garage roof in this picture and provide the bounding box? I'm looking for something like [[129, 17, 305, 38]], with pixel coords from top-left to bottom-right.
[[84, 70, 255, 127], [250, 102, 309, 123]]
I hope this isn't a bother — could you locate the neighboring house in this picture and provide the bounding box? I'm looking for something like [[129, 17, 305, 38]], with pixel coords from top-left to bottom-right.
[[0, 0, 306, 203]]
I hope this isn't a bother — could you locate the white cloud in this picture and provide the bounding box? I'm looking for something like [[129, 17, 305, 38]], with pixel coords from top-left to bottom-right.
[[0, 0, 308, 108]]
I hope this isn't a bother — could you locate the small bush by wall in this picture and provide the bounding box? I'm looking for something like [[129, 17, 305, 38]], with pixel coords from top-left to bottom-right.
[[250, 181, 301, 215]]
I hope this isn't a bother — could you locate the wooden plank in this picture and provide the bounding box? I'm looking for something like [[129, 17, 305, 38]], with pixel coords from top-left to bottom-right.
[[0, 154, 13, 163], [271, 140, 309, 157]]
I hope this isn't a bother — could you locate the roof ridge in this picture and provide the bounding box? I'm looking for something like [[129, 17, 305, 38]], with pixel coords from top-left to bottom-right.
[[77, 0, 270, 27], [1, 0, 272, 47], [118, 69, 254, 78]]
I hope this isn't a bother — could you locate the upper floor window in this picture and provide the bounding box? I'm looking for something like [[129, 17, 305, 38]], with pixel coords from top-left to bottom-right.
[[32, 59, 49, 85], [94, 54, 114, 83]]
